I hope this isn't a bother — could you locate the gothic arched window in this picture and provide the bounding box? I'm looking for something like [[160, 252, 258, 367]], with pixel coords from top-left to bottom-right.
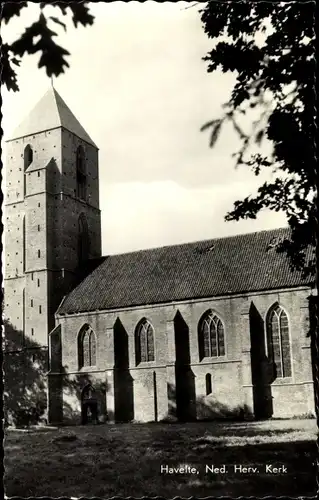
[[78, 324, 97, 369], [78, 213, 89, 265], [198, 310, 225, 360], [135, 319, 155, 365], [24, 145, 33, 196], [266, 304, 292, 378], [76, 145, 87, 200]]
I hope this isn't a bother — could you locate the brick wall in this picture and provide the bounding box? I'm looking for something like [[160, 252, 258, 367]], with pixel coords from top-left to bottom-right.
[[4, 127, 101, 349], [50, 286, 315, 424], [4, 125, 101, 426]]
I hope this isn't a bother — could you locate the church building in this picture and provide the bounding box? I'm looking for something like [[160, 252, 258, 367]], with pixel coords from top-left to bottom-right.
[[4, 88, 316, 425]]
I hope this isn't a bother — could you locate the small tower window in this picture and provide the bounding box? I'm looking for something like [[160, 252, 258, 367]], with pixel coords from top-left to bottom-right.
[[38, 250, 41, 258], [24, 145, 33, 197], [24, 145, 33, 170], [205, 373, 212, 395], [76, 145, 87, 200]]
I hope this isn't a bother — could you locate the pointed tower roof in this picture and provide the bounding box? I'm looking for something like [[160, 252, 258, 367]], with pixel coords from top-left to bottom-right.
[[8, 87, 97, 148]]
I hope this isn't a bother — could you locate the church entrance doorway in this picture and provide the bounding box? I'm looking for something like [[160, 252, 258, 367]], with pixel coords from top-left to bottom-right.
[[174, 311, 196, 421], [81, 384, 99, 425]]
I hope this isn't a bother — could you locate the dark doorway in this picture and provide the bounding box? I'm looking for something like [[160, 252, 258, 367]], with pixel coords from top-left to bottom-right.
[[81, 384, 99, 425], [113, 318, 134, 422], [249, 303, 274, 419], [174, 311, 196, 421]]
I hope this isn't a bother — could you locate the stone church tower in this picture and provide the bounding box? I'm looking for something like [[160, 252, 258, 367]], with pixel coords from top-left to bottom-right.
[[4, 87, 101, 365]]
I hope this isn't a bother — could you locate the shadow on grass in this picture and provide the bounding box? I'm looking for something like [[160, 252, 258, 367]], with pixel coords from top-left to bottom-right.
[[128, 427, 317, 497], [4, 425, 317, 497], [183, 439, 317, 497]]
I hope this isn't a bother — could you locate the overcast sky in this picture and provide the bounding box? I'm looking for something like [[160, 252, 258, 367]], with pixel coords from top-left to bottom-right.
[[2, 1, 286, 255]]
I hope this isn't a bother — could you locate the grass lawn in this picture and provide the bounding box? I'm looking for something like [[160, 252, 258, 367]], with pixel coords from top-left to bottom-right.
[[4, 419, 318, 497]]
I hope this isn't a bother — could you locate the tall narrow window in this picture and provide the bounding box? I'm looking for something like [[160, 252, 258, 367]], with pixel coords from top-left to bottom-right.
[[24, 145, 33, 197], [198, 310, 225, 360], [76, 145, 87, 200], [22, 215, 26, 273], [78, 324, 97, 369], [22, 288, 26, 345], [135, 319, 155, 365], [78, 213, 89, 265], [205, 373, 212, 395], [266, 304, 292, 378]]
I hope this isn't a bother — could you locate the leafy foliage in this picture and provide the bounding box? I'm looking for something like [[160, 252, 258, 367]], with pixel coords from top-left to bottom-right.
[[200, 1, 316, 276], [1, 2, 94, 92], [3, 320, 48, 427], [3, 319, 109, 427]]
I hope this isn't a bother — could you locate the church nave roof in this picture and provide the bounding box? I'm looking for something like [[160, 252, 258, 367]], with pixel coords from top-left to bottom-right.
[[57, 227, 314, 315]]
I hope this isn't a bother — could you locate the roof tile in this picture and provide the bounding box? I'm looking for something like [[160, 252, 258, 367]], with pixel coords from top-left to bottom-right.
[[57, 227, 314, 315]]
